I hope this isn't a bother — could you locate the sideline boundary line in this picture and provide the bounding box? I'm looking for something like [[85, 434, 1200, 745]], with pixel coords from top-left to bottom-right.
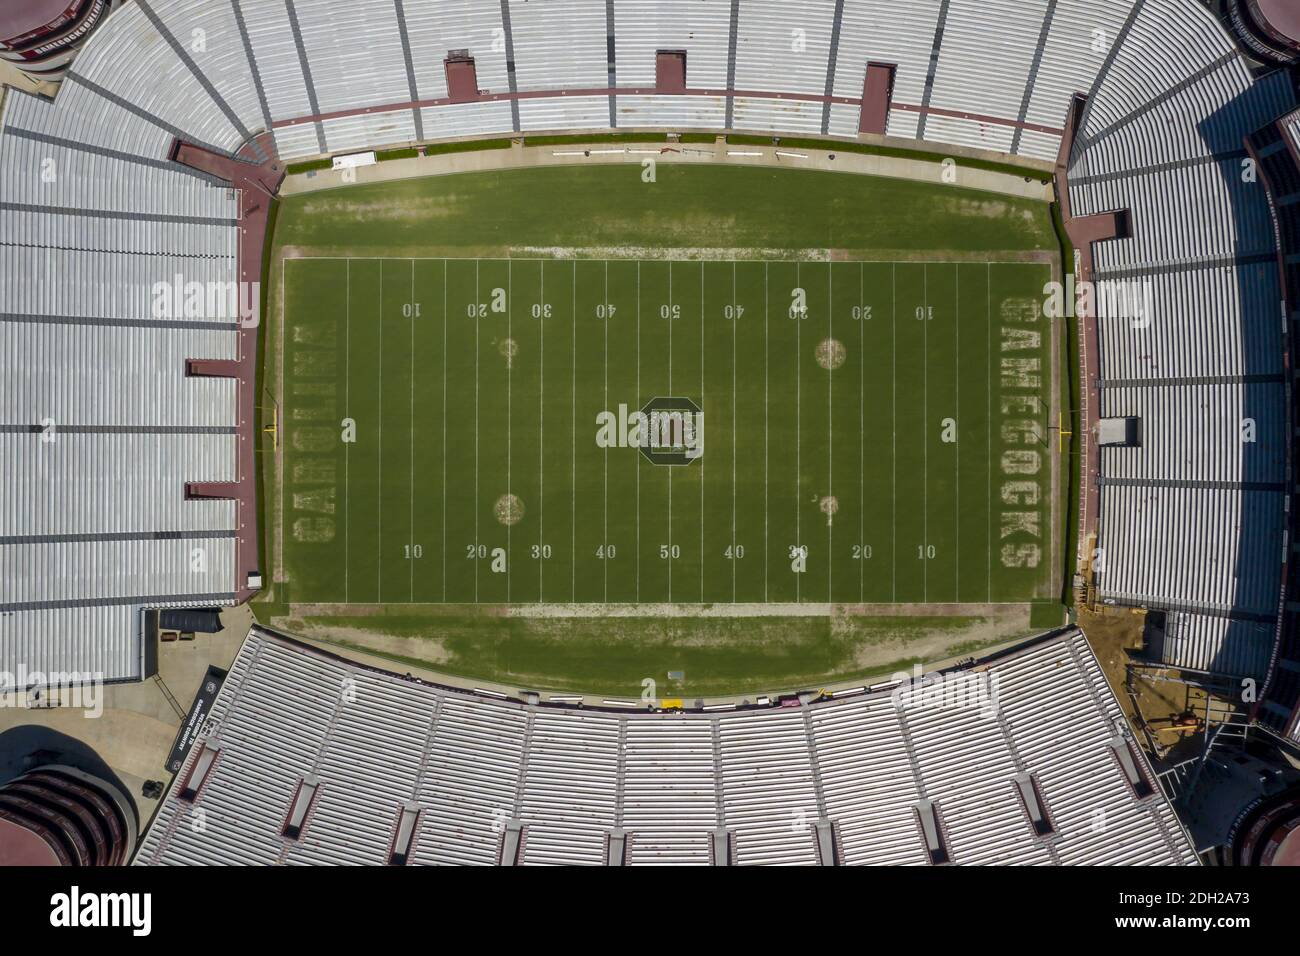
[[277, 256, 1058, 609]]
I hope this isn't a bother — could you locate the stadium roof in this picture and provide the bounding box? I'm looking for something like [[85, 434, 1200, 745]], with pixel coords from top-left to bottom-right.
[[0, 1, 81, 44], [1255, 0, 1300, 45], [135, 627, 1197, 865]]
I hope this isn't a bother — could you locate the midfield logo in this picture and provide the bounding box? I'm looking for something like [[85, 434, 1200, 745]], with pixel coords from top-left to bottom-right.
[[595, 397, 704, 466]]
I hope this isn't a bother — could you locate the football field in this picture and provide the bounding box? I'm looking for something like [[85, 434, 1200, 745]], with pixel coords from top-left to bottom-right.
[[278, 255, 1059, 609]]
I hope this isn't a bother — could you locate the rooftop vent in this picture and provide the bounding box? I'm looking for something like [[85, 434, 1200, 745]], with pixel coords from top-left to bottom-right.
[[814, 819, 841, 865], [914, 799, 950, 865], [498, 819, 524, 866], [709, 827, 733, 866], [605, 828, 629, 866], [1109, 738, 1156, 799], [1013, 773, 1056, 838], [281, 777, 319, 839], [177, 743, 219, 802], [388, 804, 420, 865]]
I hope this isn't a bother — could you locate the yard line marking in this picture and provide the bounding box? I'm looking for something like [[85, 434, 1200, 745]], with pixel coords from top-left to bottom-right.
[[764, 260, 769, 604], [410, 259, 415, 602], [636, 260, 641, 602], [858, 261, 864, 604], [280, 260, 287, 599], [795, 260, 801, 605], [700, 260, 706, 604], [379, 259, 384, 603], [507, 258, 513, 603], [442, 259, 448, 602], [537, 258, 544, 603], [827, 261, 833, 605], [571, 258, 577, 604], [987, 262, 992, 603], [668, 259, 674, 602], [922, 262, 927, 604], [954, 264, 960, 601], [475, 259, 480, 603], [891, 262, 896, 604], [345, 259, 351, 604], [731, 260, 737, 604], [603, 260, 609, 603], [537, 259, 547, 601]]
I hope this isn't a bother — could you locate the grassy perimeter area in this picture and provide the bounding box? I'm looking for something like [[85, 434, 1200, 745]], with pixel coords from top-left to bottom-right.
[[260, 605, 1056, 698], [258, 163, 1067, 694], [271, 163, 1056, 255]]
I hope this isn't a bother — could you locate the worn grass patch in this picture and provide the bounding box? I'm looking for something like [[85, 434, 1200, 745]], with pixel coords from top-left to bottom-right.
[[266, 608, 1031, 697], [271, 164, 1057, 256]]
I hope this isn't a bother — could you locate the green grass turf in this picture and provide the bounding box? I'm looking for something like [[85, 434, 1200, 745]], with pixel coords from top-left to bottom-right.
[[262, 163, 1065, 693], [279, 255, 1055, 606], [271, 163, 1056, 255], [273, 610, 1030, 698]]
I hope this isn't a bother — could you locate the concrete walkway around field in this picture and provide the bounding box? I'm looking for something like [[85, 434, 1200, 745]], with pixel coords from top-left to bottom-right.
[[280, 136, 1056, 203], [0, 605, 252, 826], [0, 63, 57, 100]]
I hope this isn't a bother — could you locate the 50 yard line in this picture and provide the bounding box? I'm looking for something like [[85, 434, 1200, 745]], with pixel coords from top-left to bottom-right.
[[636, 261, 641, 602], [345, 259, 351, 604], [603, 260, 609, 603], [667, 260, 673, 603]]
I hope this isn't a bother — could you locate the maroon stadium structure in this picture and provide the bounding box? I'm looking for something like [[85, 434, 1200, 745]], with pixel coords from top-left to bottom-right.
[[0, 0, 115, 78]]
